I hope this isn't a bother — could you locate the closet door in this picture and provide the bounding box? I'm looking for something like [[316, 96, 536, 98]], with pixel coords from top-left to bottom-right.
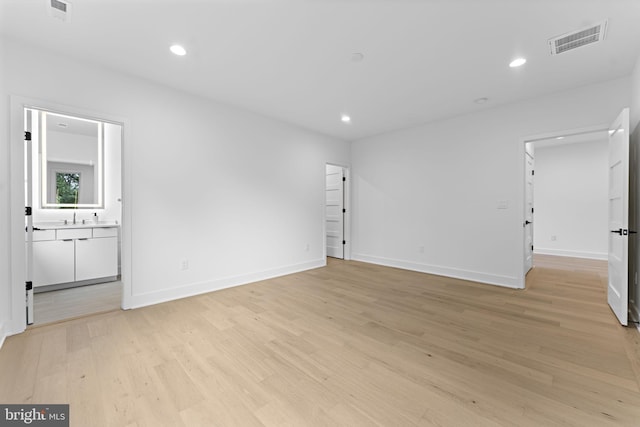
[[326, 164, 344, 259]]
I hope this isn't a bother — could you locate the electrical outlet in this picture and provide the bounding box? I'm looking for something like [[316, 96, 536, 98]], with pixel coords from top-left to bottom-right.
[[550, 235, 557, 241], [180, 259, 189, 270]]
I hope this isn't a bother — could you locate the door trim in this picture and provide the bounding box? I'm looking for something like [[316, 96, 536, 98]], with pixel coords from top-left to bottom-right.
[[524, 143, 534, 275], [519, 124, 609, 288], [324, 163, 351, 261], [8, 96, 132, 336]]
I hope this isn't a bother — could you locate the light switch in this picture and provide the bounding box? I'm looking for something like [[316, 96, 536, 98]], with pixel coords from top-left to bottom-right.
[[497, 200, 509, 209]]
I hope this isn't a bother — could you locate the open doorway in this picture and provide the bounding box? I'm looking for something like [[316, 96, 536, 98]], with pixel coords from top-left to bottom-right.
[[531, 130, 610, 263], [325, 163, 350, 260], [25, 107, 123, 325], [522, 126, 611, 281], [522, 110, 635, 326]]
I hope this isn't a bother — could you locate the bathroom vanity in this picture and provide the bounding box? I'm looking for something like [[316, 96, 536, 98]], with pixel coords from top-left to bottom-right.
[[29, 222, 119, 291]]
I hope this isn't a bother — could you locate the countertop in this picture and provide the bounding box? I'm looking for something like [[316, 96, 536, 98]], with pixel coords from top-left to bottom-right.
[[33, 221, 120, 230]]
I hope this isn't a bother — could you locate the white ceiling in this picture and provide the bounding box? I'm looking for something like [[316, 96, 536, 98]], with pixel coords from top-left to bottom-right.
[[2, 0, 640, 141]]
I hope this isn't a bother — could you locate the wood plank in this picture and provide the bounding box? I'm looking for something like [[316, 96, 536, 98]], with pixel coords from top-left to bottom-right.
[[1, 255, 639, 426]]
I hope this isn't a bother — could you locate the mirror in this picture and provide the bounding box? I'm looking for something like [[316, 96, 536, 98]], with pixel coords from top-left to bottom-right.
[[41, 111, 104, 208]]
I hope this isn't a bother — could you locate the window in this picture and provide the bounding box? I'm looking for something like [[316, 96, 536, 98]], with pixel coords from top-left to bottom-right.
[[55, 172, 80, 205]]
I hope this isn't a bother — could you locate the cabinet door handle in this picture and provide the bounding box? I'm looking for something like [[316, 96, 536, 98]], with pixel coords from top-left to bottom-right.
[[78, 238, 89, 241], [62, 239, 73, 242]]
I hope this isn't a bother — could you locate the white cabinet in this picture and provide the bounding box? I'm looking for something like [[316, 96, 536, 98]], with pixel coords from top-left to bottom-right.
[[33, 240, 75, 286], [76, 237, 118, 281], [31, 226, 119, 288], [57, 228, 92, 240], [32, 229, 56, 241]]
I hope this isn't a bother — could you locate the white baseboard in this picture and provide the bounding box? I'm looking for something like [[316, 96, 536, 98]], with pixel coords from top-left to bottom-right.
[[534, 248, 607, 260], [0, 321, 7, 350], [351, 253, 522, 289], [128, 258, 326, 309]]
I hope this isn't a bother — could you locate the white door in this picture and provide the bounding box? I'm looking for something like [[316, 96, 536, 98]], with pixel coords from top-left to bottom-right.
[[524, 143, 535, 274], [607, 108, 630, 326], [326, 164, 344, 259], [25, 109, 34, 325]]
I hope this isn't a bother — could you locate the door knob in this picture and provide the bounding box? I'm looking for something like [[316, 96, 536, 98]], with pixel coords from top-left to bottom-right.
[[610, 229, 623, 235], [525, 220, 532, 225]]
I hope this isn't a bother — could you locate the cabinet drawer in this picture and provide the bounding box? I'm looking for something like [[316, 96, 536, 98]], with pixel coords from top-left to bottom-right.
[[57, 228, 92, 240], [28, 229, 56, 242], [93, 227, 119, 238]]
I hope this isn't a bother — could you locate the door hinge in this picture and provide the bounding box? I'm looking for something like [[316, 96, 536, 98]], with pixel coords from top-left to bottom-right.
[[24, 131, 32, 141], [531, 245, 534, 251], [25, 281, 33, 291], [342, 240, 346, 245], [531, 207, 534, 214], [342, 176, 346, 182], [532, 170, 535, 176], [25, 206, 32, 216], [342, 208, 346, 213]]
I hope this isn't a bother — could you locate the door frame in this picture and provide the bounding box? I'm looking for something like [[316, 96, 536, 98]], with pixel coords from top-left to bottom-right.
[[524, 142, 534, 275], [8, 96, 132, 335], [324, 163, 351, 261], [519, 124, 608, 288]]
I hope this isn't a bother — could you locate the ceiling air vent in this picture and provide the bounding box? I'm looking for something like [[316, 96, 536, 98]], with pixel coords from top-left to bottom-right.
[[548, 20, 607, 55], [47, 0, 72, 22]]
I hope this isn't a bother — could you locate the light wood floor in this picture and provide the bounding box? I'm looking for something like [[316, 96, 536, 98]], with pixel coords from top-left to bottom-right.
[[2, 257, 640, 426], [532, 253, 608, 275], [34, 281, 122, 325]]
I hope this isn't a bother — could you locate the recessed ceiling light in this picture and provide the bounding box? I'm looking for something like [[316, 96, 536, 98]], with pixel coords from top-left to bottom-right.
[[341, 114, 351, 123], [474, 97, 489, 104], [509, 57, 527, 68], [556, 136, 565, 140], [170, 44, 187, 56]]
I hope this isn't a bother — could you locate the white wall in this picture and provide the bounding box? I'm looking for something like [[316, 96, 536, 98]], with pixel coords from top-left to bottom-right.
[[630, 54, 640, 323], [1, 37, 350, 339], [0, 37, 10, 346], [47, 130, 98, 166], [351, 77, 631, 288], [632, 55, 640, 133], [532, 140, 608, 260], [103, 123, 122, 226]]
